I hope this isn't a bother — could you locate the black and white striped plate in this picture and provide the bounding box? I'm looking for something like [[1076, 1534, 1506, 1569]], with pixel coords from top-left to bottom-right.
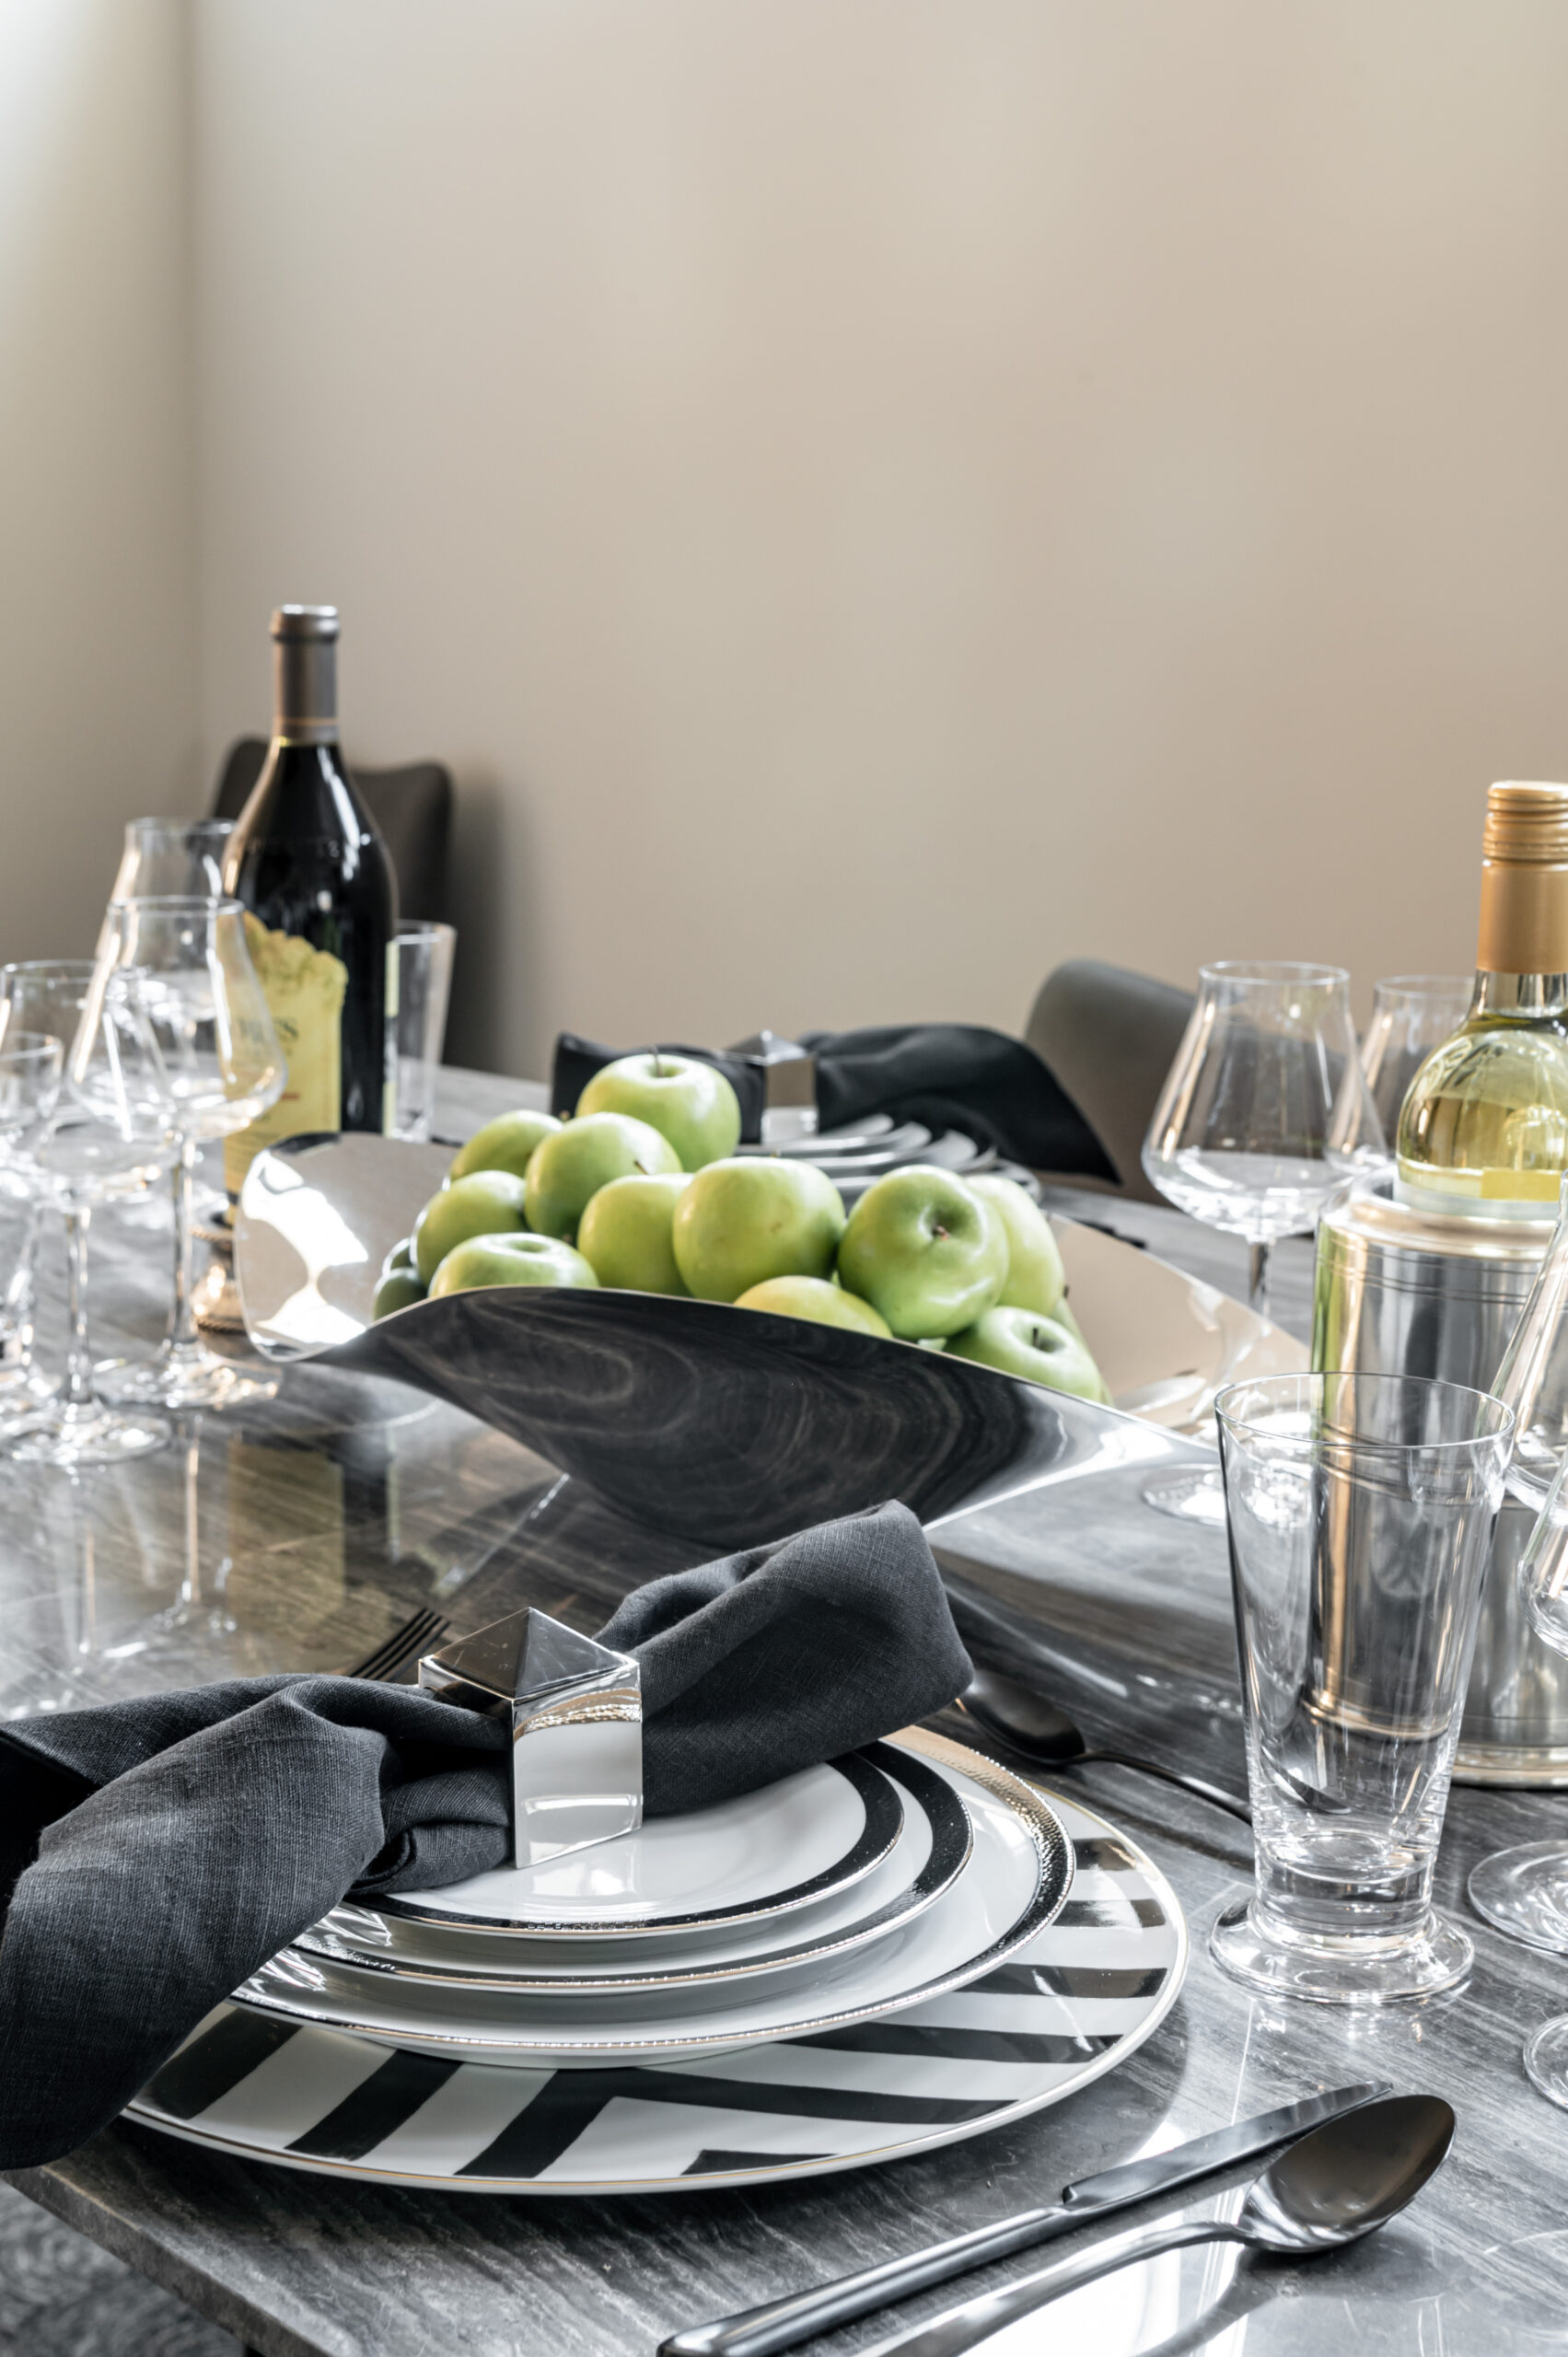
[[124, 1790, 1186, 2194]]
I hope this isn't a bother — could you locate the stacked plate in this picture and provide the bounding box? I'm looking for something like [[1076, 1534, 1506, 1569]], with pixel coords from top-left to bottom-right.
[[228, 1732, 1076, 2072], [735, 1114, 1039, 1208]]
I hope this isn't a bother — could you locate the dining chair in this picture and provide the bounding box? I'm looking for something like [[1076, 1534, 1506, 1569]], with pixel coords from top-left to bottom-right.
[[211, 737, 455, 923], [1024, 958, 1196, 1202]]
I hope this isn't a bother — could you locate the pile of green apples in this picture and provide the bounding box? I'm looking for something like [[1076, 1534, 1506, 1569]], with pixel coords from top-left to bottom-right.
[[374, 1052, 1110, 1403]]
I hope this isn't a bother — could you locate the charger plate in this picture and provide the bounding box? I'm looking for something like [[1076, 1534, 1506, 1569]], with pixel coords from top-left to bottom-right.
[[125, 1782, 1186, 2192]]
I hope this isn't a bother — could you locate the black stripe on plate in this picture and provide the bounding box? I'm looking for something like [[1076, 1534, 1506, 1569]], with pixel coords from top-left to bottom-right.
[[1074, 1837, 1139, 1875], [286, 2050, 461, 2160], [973, 1963, 1168, 2002], [684, 2148, 832, 2177], [461, 2070, 1005, 2178], [793, 2024, 1123, 2066], [1054, 1896, 1167, 1930], [145, 2013, 300, 2120]]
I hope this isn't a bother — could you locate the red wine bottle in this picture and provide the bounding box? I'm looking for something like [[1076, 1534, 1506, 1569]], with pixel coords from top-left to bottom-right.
[[222, 606, 398, 1194]]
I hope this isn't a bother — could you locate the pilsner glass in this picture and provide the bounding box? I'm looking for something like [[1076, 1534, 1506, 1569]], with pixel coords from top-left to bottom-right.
[[1360, 976, 1473, 1150], [1141, 962, 1383, 1524], [1213, 1372, 1510, 2003], [88, 899, 285, 1411]]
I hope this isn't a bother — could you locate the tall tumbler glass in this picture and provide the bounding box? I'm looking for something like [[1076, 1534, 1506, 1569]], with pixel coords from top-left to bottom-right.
[[1213, 1371, 1511, 2003]]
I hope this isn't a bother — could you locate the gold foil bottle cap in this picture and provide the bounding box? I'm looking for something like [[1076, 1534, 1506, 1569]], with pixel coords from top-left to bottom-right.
[[1482, 783, 1568, 867]]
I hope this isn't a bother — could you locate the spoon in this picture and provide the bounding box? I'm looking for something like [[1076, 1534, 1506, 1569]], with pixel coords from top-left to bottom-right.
[[852, 2094, 1456, 2357], [958, 1666, 1253, 1825]]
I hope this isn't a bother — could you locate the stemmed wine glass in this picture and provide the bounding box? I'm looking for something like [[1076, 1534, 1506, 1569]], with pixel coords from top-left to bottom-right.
[[1359, 975, 1473, 1153], [88, 899, 285, 1411], [0, 961, 179, 1465], [1140, 961, 1384, 1523]]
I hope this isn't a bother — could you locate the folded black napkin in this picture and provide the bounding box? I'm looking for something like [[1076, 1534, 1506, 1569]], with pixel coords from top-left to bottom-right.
[[0, 1502, 968, 2166], [552, 1022, 1114, 1178]]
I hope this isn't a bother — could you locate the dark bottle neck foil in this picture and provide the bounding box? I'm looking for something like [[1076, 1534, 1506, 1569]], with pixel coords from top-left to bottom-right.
[[271, 606, 340, 748]]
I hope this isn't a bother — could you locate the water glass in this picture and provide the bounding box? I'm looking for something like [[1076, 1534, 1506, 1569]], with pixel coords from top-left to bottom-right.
[[388, 921, 456, 1142], [1213, 1371, 1511, 2003], [1360, 975, 1473, 1148]]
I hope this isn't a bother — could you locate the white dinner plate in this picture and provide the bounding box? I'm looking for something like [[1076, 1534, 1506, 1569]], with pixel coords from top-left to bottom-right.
[[375, 1748, 902, 1942], [302, 1742, 972, 1994], [128, 1784, 1184, 2195], [230, 1733, 1071, 2068]]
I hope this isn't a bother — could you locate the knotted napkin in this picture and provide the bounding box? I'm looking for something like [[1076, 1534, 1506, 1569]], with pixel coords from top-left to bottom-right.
[[0, 1501, 969, 2166], [552, 1022, 1114, 1179]]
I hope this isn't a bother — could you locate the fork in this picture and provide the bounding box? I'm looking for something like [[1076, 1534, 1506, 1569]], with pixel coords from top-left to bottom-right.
[[346, 1606, 450, 1684]]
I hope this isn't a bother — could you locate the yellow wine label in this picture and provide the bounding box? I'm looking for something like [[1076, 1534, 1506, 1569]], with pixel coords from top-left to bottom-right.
[[224, 913, 348, 1196]]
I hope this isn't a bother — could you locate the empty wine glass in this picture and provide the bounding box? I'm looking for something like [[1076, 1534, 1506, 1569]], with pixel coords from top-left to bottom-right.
[[0, 1037, 64, 1431], [0, 959, 178, 1465], [1360, 976, 1473, 1151], [88, 900, 285, 1411], [1141, 961, 1384, 1524]]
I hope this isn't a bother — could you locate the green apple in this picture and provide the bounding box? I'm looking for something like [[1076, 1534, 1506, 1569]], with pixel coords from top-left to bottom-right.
[[448, 1109, 561, 1184], [576, 1052, 742, 1172], [947, 1306, 1111, 1402], [372, 1267, 426, 1319], [836, 1167, 1007, 1340], [969, 1174, 1066, 1318], [524, 1112, 680, 1241], [734, 1275, 890, 1337], [673, 1157, 846, 1301], [428, 1232, 599, 1299], [577, 1172, 691, 1294], [384, 1237, 415, 1274], [413, 1170, 528, 1285]]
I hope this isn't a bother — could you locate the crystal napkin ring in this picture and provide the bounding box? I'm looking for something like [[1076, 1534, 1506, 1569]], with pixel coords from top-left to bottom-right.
[[418, 1608, 643, 1870]]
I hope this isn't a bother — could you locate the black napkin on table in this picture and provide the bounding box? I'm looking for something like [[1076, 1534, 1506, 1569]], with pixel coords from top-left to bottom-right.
[[552, 1022, 1114, 1178], [0, 1502, 968, 2166]]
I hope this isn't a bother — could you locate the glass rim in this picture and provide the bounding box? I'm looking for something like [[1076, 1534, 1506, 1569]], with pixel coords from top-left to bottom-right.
[[1214, 1369, 1514, 1452], [123, 815, 234, 839], [0, 1033, 64, 1069], [394, 919, 457, 944], [1198, 959, 1350, 988], [1371, 973, 1472, 999], [0, 958, 97, 981], [106, 894, 246, 918]]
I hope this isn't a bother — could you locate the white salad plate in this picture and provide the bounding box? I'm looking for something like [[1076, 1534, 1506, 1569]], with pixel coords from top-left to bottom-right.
[[301, 1742, 973, 1994], [1052, 1213, 1307, 1434], [371, 1748, 903, 1944], [130, 1785, 1183, 2195], [232, 1733, 1073, 2069]]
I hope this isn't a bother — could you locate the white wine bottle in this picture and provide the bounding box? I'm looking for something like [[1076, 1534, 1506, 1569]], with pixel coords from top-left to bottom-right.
[[221, 607, 398, 1196], [1397, 781, 1568, 1216]]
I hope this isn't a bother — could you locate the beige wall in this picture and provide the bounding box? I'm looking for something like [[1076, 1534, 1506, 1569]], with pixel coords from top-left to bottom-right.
[[43, 0, 1568, 1078], [0, 0, 198, 959]]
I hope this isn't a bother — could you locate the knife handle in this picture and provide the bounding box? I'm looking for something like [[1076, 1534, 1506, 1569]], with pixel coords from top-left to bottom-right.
[[656, 2205, 1064, 2357]]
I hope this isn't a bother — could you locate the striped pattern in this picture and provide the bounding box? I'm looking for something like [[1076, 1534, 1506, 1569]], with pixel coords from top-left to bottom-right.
[[125, 1794, 1186, 2195]]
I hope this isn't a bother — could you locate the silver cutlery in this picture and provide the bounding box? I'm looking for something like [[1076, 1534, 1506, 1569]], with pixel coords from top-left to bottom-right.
[[656, 2079, 1389, 2357], [958, 1666, 1253, 1826], [844, 2092, 1453, 2357], [347, 1607, 450, 1684]]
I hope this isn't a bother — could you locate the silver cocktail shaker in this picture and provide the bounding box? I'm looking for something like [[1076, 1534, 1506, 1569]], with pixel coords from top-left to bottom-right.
[[1313, 1179, 1568, 1782]]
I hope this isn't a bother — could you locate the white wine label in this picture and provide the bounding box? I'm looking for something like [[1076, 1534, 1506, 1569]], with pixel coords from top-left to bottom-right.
[[224, 915, 349, 1196], [1395, 1160, 1562, 1218]]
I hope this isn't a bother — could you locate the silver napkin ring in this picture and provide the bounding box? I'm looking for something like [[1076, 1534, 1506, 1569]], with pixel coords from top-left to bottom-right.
[[418, 1608, 643, 1870]]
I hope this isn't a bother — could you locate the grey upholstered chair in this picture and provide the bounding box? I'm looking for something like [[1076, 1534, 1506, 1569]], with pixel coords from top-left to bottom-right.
[[212, 737, 454, 923], [1024, 958, 1196, 1203]]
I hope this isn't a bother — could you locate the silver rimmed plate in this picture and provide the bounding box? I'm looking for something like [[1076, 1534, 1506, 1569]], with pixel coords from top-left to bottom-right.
[[129, 1782, 1181, 2193], [230, 1732, 1073, 2068], [373, 1749, 903, 1943], [296, 1743, 971, 1995]]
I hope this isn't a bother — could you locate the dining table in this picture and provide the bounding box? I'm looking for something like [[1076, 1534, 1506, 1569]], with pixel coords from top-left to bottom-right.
[[2, 1062, 1565, 2357]]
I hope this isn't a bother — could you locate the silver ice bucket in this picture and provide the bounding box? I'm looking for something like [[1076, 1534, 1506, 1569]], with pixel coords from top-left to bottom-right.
[[1313, 1179, 1568, 1783]]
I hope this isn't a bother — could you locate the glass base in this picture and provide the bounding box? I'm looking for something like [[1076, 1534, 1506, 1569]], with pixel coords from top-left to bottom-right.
[[1468, 1840, 1568, 1953], [1524, 2014, 1568, 2107], [1141, 1467, 1228, 1527], [6, 1399, 169, 1467], [1209, 1891, 1473, 2004], [0, 1364, 59, 1433], [95, 1348, 277, 1412]]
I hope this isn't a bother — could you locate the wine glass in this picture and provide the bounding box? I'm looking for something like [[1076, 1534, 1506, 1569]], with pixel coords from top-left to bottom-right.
[[0, 1037, 64, 1430], [0, 960, 178, 1465], [1140, 961, 1383, 1524], [1360, 975, 1473, 1151], [87, 900, 285, 1411]]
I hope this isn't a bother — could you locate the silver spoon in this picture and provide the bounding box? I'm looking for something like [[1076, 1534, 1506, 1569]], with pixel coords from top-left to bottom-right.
[[958, 1666, 1253, 1825], [850, 2093, 1455, 2357]]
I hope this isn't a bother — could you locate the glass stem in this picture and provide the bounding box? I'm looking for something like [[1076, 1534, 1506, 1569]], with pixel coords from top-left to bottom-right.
[[62, 1206, 95, 1410], [1248, 1240, 1272, 1317], [169, 1135, 200, 1354]]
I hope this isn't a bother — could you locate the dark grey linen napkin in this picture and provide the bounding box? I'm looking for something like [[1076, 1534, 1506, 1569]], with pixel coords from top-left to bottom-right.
[[0, 1502, 968, 2166]]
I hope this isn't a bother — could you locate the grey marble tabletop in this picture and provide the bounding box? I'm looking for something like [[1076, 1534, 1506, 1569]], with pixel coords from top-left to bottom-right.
[[2, 1072, 1562, 2357]]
